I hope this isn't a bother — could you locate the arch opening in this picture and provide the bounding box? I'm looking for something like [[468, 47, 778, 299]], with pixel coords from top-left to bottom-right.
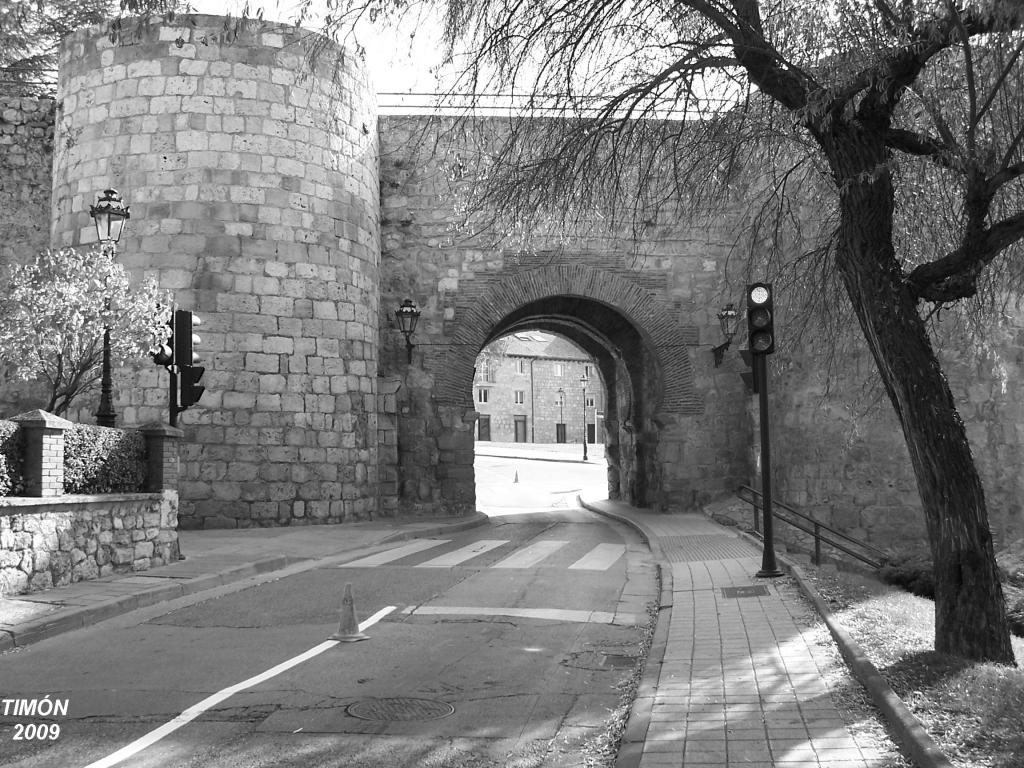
[[469, 295, 666, 509]]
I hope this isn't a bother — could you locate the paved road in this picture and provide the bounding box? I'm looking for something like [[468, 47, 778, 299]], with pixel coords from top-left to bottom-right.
[[0, 504, 655, 768], [473, 450, 607, 513]]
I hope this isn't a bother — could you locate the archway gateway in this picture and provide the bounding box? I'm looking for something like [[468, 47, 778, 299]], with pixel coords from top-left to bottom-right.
[[394, 264, 703, 515]]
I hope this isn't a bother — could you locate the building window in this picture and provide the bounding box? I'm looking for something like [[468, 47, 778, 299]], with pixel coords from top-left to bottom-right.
[[554, 363, 563, 376], [517, 359, 527, 374], [477, 359, 497, 383], [477, 388, 489, 403], [514, 390, 525, 404], [586, 395, 596, 408], [584, 364, 593, 378]]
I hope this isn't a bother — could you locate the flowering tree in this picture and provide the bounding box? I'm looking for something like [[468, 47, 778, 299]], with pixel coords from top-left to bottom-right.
[[0, 247, 171, 416]]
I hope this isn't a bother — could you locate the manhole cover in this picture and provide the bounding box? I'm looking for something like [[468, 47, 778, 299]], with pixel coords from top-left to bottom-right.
[[346, 697, 455, 722], [721, 585, 771, 598]]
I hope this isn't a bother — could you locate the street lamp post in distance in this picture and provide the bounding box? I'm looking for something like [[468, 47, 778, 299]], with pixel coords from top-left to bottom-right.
[[580, 374, 589, 461]]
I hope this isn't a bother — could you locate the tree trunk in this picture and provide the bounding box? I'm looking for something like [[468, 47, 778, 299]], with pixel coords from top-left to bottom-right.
[[825, 127, 1014, 664]]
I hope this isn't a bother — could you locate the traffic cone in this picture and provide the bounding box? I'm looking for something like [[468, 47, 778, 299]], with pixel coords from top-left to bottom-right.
[[329, 582, 370, 642], [514, 470, 519, 483]]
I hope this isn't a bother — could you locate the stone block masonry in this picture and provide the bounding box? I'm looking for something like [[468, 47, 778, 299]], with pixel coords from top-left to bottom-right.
[[1, 13, 1021, 550], [0, 96, 55, 271], [51, 16, 381, 528], [0, 494, 180, 595], [0, 415, 182, 595]]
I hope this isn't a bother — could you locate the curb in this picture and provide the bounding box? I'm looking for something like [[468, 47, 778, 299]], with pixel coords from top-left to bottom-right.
[[730, 526, 956, 768], [379, 511, 490, 543], [576, 497, 670, 768], [0, 513, 490, 653], [785, 557, 956, 768], [583, 497, 955, 768], [474, 452, 592, 465]]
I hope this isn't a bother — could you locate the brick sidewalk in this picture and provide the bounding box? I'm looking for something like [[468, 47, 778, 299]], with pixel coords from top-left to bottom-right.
[[582, 503, 895, 768]]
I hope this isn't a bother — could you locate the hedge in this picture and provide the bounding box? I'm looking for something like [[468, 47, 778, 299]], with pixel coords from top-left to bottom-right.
[[63, 424, 146, 494], [0, 420, 24, 496]]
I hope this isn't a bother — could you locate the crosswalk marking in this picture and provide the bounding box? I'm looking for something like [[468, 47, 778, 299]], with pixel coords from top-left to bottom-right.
[[416, 539, 509, 567], [569, 543, 626, 571], [338, 539, 451, 568], [336, 538, 627, 571], [492, 540, 570, 569]]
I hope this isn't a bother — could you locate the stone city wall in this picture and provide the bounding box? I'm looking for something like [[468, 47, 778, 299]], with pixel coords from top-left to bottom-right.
[[0, 96, 55, 270], [50, 16, 381, 528], [1, 21, 1022, 548], [751, 312, 1024, 556], [0, 96, 60, 418], [377, 116, 751, 514]]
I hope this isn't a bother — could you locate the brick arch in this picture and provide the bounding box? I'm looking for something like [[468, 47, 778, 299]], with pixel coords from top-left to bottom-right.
[[434, 264, 701, 417]]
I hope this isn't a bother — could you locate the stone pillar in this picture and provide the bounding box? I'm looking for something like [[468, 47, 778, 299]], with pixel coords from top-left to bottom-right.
[[139, 422, 184, 492], [11, 410, 72, 497]]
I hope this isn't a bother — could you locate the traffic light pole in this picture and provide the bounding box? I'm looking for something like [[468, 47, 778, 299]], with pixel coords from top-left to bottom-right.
[[168, 367, 180, 428], [755, 353, 783, 578]]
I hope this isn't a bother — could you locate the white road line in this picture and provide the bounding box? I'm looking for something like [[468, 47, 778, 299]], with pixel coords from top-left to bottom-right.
[[81, 606, 396, 768], [491, 540, 569, 569], [568, 543, 626, 571], [338, 539, 450, 567], [416, 539, 508, 567], [403, 605, 634, 624]]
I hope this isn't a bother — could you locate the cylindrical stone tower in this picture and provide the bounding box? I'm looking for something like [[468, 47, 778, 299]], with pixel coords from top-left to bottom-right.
[[51, 15, 381, 528]]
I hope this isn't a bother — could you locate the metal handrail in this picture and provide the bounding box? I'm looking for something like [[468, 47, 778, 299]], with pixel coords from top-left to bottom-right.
[[736, 485, 887, 569]]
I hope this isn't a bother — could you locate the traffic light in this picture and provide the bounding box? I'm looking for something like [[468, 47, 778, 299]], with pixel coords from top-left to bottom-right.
[[747, 282, 775, 355], [173, 309, 201, 368], [173, 309, 205, 409], [179, 364, 206, 408]]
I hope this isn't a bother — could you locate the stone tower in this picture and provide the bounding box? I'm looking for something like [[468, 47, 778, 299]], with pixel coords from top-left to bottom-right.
[[51, 16, 381, 527]]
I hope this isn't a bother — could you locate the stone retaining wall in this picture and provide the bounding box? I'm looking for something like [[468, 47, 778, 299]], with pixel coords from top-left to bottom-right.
[[0, 492, 179, 594]]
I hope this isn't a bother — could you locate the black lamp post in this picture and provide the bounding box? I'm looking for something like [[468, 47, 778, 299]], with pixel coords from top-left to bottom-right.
[[580, 374, 589, 461], [712, 303, 740, 367], [89, 189, 130, 428], [395, 299, 422, 363]]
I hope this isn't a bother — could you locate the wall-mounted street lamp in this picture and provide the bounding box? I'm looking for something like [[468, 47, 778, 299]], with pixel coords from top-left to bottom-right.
[[89, 189, 130, 428], [711, 303, 740, 367], [395, 299, 422, 364]]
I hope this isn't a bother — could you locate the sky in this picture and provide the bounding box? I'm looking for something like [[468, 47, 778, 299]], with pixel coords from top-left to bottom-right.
[[187, 0, 453, 96]]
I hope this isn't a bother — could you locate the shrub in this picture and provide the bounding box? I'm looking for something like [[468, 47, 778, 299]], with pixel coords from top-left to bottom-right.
[[1005, 586, 1024, 638], [0, 420, 24, 496], [878, 551, 936, 599], [63, 424, 145, 494]]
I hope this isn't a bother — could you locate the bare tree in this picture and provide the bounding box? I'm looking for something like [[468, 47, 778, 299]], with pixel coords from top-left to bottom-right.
[[0, 1, 117, 95], [111, 0, 1024, 662], [300, 0, 1024, 664]]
